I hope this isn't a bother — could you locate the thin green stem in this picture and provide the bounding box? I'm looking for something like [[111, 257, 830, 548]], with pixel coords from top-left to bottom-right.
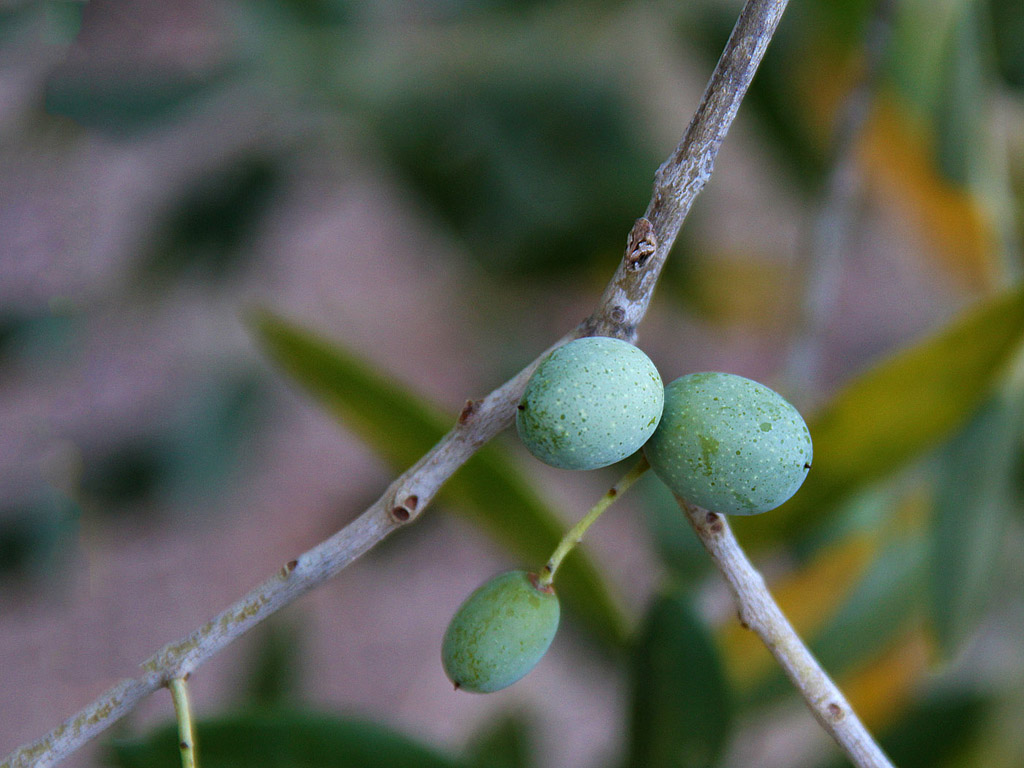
[[539, 455, 650, 587], [168, 677, 198, 768]]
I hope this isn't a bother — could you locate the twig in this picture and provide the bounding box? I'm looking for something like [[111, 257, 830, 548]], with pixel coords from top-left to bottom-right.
[[168, 678, 198, 768], [2, 2, 790, 766], [678, 498, 894, 768]]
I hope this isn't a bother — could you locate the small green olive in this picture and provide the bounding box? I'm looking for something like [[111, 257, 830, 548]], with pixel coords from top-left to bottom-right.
[[516, 337, 664, 470], [643, 372, 812, 515], [441, 570, 560, 693]]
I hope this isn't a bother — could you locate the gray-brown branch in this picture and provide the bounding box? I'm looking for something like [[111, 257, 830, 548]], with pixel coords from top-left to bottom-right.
[[680, 499, 894, 768], [3, 1, 790, 766]]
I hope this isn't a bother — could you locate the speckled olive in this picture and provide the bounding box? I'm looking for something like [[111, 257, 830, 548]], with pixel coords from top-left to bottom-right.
[[441, 570, 560, 694], [516, 337, 664, 470], [643, 372, 812, 515]]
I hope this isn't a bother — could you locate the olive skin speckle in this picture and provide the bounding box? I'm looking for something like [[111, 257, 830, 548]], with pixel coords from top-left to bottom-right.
[[516, 337, 664, 470], [643, 372, 812, 515], [442, 570, 560, 693]]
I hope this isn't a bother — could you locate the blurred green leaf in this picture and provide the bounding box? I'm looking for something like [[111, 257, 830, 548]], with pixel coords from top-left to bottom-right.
[[466, 713, 534, 768], [887, 0, 968, 120], [44, 70, 223, 136], [735, 284, 1024, 547], [0, 309, 77, 370], [138, 155, 282, 287], [933, 2, 986, 187], [109, 710, 470, 768], [0, 489, 79, 584], [988, 0, 1024, 89], [41, 0, 82, 46], [79, 372, 265, 515], [636, 472, 710, 587], [237, 618, 305, 709], [929, 389, 1024, 659], [249, 309, 628, 646], [372, 69, 655, 275], [625, 590, 733, 768]]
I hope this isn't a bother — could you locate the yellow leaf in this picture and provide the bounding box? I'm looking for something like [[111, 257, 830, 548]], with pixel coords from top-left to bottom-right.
[[859, 97, 997, 289]]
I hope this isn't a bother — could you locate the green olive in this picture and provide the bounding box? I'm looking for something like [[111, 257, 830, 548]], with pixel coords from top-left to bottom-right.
[[516, 337, 664, 470], [644, 372, 812, 515], [441, 570, 560, 693]]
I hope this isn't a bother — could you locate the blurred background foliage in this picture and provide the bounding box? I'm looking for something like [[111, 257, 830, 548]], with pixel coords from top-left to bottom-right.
[[2, 0, 1024, 767]]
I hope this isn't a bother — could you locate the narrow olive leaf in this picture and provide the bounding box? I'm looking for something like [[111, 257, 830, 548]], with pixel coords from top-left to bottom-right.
[[109, 710, 469, 768], [637, 472, 711, 587], [930, 391, 1024, 659], [626, 590, 733, 768], [248, 308, 627, 646], [466, 712, 535, 768], [736, 284, 1024, 547]]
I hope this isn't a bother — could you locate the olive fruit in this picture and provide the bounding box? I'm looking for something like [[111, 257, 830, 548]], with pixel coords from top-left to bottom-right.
[[516, 337, 664, 470], [643, 372, 812, 515], [442, 570, 560, 693]]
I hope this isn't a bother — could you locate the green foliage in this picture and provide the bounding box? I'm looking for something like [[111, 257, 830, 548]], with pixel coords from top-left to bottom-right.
[[736, 285, 1024, 547], [0, 490, 79, 583], [236, 619, 306, 709], [79, 372, 266, 514], [929, 389, 1024, 659], [137, 155, 283, 287], [249, 309, 628, 646], [108, 711, 472, 768], [44, 71, 225, 136], [371, 68, 656, 275], [466, 713, 535, 768], [625, 590, 733, 768], [989, 0, 1024, 89], [636, 473, 711, 587]]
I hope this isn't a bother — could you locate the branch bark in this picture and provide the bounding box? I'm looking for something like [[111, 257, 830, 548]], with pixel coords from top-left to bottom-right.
[[3, 2, 790, 766], [679, 499, 894, 768]]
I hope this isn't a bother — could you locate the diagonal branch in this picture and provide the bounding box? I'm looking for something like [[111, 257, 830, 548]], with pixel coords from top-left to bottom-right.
[[2, 2, 789, 766], [679, 499, 894, 768]]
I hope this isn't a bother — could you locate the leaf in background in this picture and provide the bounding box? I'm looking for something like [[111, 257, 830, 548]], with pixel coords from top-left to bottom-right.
[[371, 68, 655, 276], [625, 590, 733, 768], [137, 155, 282, 288], [109, 710, 471, 768], [859, 100, 997, 288], [929, 389, 1024, 659], [734, 284, 1024, 548], [249, 309, 628, 646], [0, 489, 79, 584], [44, 70, 225, 136], [466, 712, 535, 768], [636, 473, 710, 588], [236, 618, 305, 709], [989, 0, 1024, 89], [79, 372, 266, 516]]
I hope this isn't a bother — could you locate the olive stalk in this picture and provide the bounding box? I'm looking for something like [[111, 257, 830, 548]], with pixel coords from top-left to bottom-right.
[[539, 455, 650, 587], [168, 678, 198, 768]]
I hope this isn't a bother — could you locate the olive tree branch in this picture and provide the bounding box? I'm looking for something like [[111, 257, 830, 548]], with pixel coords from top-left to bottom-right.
[[679, 499, 894, 768], [3, 1, 790, 766]]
